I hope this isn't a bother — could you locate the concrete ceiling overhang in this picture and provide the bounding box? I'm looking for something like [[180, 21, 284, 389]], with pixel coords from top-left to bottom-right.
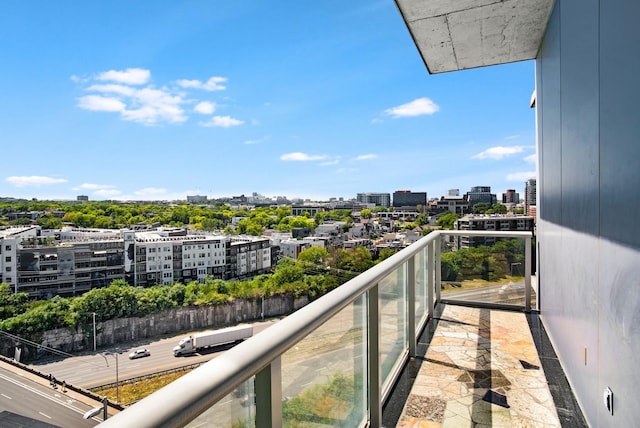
[[395, 0, 555, 74]]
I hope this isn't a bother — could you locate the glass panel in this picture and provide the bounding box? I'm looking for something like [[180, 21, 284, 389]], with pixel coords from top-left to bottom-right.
[[440, 235, 527, 307], [379, 265, 408, 391], [281, 296, 367, 427], [414, 249, 427, 331], [186, 377, 255, 427]]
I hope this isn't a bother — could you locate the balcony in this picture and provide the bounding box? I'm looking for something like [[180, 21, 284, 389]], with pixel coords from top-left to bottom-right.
[[99, 231, 584, 427]]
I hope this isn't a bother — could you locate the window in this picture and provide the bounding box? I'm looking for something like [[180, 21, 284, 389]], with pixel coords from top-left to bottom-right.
[[5, 267, 11, 272], [5, 256, 10, 262], [5, 245, 11, 251]]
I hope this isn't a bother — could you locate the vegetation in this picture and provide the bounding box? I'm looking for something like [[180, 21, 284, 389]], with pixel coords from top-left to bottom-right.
[[440, 239, 525, 282], [435, 212, 460, 229], [0, 243, 386, 336], [283, 373, 356, 427]]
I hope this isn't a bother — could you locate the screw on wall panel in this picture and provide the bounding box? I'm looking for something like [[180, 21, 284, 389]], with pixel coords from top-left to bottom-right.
[[603, 387, 613, 415]]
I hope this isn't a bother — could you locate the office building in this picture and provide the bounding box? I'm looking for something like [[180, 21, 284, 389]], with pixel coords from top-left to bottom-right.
[[392, 190, 427, 209], [466, 186, 497, 207], [356, 192, 391, 208]]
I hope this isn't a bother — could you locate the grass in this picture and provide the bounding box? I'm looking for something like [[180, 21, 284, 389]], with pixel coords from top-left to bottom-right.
[[93, 370, 189, 405]]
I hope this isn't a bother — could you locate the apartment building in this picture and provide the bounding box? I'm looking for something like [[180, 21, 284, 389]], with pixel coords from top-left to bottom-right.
[[1, 226, 274, 298], [454, 214, 535, 249]]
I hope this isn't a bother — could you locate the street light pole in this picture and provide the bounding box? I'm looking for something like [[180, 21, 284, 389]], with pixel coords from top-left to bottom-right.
[[92, 312, 96, 352], [102, 352, 121, 404]]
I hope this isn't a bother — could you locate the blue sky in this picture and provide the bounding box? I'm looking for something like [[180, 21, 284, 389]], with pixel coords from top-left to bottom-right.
[[0, 1, 536, 202]]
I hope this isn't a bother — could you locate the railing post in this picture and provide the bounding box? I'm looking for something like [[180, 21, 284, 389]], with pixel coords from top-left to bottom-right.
[[407, 257, 416, 357], [255, 357, 282, 428], [427, 241, 435, 319], [368, 284, 381, 427], [435, 237, 441, 305], [525, 235, 532, 312]]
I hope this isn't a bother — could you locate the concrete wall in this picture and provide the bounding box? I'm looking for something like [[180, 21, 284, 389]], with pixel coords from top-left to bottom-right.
[[0, 295, 309, 359], [536, 0, 640, 426]]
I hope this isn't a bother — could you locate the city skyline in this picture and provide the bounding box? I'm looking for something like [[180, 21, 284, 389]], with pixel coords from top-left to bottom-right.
[[1, 1, 536, 202]]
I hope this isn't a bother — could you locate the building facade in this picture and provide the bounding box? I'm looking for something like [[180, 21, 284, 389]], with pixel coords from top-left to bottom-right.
[[356, 192, 391, 207], [1, 227, 274, 298], [524, 178, 536, 215], [454, 215, 535, 249], [392, 190, 427, 208], [466, 186, 497, 208]]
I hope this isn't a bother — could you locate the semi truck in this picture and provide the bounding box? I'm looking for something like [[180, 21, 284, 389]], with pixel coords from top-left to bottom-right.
[[173, 324, 253, 356]]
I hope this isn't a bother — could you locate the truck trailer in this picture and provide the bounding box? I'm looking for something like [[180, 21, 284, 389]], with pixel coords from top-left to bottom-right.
[[173, 324, 253, 356]]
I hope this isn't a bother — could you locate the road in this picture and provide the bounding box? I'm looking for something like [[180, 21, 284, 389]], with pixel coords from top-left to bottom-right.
[[0, 365, 101, 427], [31, 318, 280, 389], [442, 280, 530, 305]]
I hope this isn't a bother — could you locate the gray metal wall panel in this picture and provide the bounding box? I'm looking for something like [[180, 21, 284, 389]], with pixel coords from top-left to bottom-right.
[[538, 2, 562, 224], [599, 2, 640, 250], [537, 0, 640, 426], [596, 2, 640, 426]]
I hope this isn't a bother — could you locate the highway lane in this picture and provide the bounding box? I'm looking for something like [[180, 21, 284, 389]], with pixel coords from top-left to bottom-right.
[[0, 366, 100, 426], [31, 318, 280, 389], [442, 280, 528, 305]]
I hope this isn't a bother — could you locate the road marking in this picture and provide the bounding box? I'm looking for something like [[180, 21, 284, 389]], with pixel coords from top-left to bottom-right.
[[1, 393, 12, 399], [0, 373, 94, 416], [39, 412, 52, 419]]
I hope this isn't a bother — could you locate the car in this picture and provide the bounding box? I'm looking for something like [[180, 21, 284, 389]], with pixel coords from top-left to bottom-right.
[[128, 348, 151, 359]]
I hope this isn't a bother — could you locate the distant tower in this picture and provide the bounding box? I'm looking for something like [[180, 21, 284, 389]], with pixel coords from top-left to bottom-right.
[[447, 189, 460, 197], [525, 179, 537, 214], [503, 189, 519, 204]]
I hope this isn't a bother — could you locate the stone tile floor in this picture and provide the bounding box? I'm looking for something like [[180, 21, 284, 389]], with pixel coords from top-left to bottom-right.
[[396, 305, 561, 427]]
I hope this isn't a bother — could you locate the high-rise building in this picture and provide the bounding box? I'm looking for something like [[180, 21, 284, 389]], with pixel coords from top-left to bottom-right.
[[446, 189, 460, 197], [524, 179, 536, 214], [502, 189, 519, 204], [466, 186, 497, 207], [392, 190, 427, 208], [356, 192, 391, 207]]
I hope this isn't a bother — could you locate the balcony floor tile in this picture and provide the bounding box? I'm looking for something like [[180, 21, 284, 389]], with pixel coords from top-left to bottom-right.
[[395, 305, 562, 427]]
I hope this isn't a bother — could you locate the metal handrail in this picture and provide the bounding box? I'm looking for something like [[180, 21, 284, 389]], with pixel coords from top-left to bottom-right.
[[99, 230, 532, 427]]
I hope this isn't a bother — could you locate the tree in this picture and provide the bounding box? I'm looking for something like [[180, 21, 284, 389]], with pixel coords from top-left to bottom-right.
[[492, 204, 507, 214], [297, 247, 330, 267], [436, 212, 459, 230], [472, 202, 491, 214], [360, 209, 372, 219]]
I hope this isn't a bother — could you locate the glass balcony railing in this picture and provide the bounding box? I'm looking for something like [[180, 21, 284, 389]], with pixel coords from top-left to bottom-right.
[[98, 230, 532, 428]]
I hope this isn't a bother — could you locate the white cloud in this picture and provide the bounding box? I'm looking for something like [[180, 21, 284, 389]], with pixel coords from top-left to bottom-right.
[[506, 171, 536, 181], [194, 101, 216, 114], [72, 183, 115, 191], [355, 154, 377, 161], [280, 152, 329, 161], [77, 95, 126, 112], [123, 88, 187, 124], [177, 76, 227, 91], [97, 68, 150, 85], [201, 115, 244, 128], [86, 84, 136, 97], [5, 176, 68, 187], [472, 146, 525, 160], [320, 160, 340, 166], [75, 69, 236, 126], [384, 97, 440, 118], [524, 154, 537, 163]]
